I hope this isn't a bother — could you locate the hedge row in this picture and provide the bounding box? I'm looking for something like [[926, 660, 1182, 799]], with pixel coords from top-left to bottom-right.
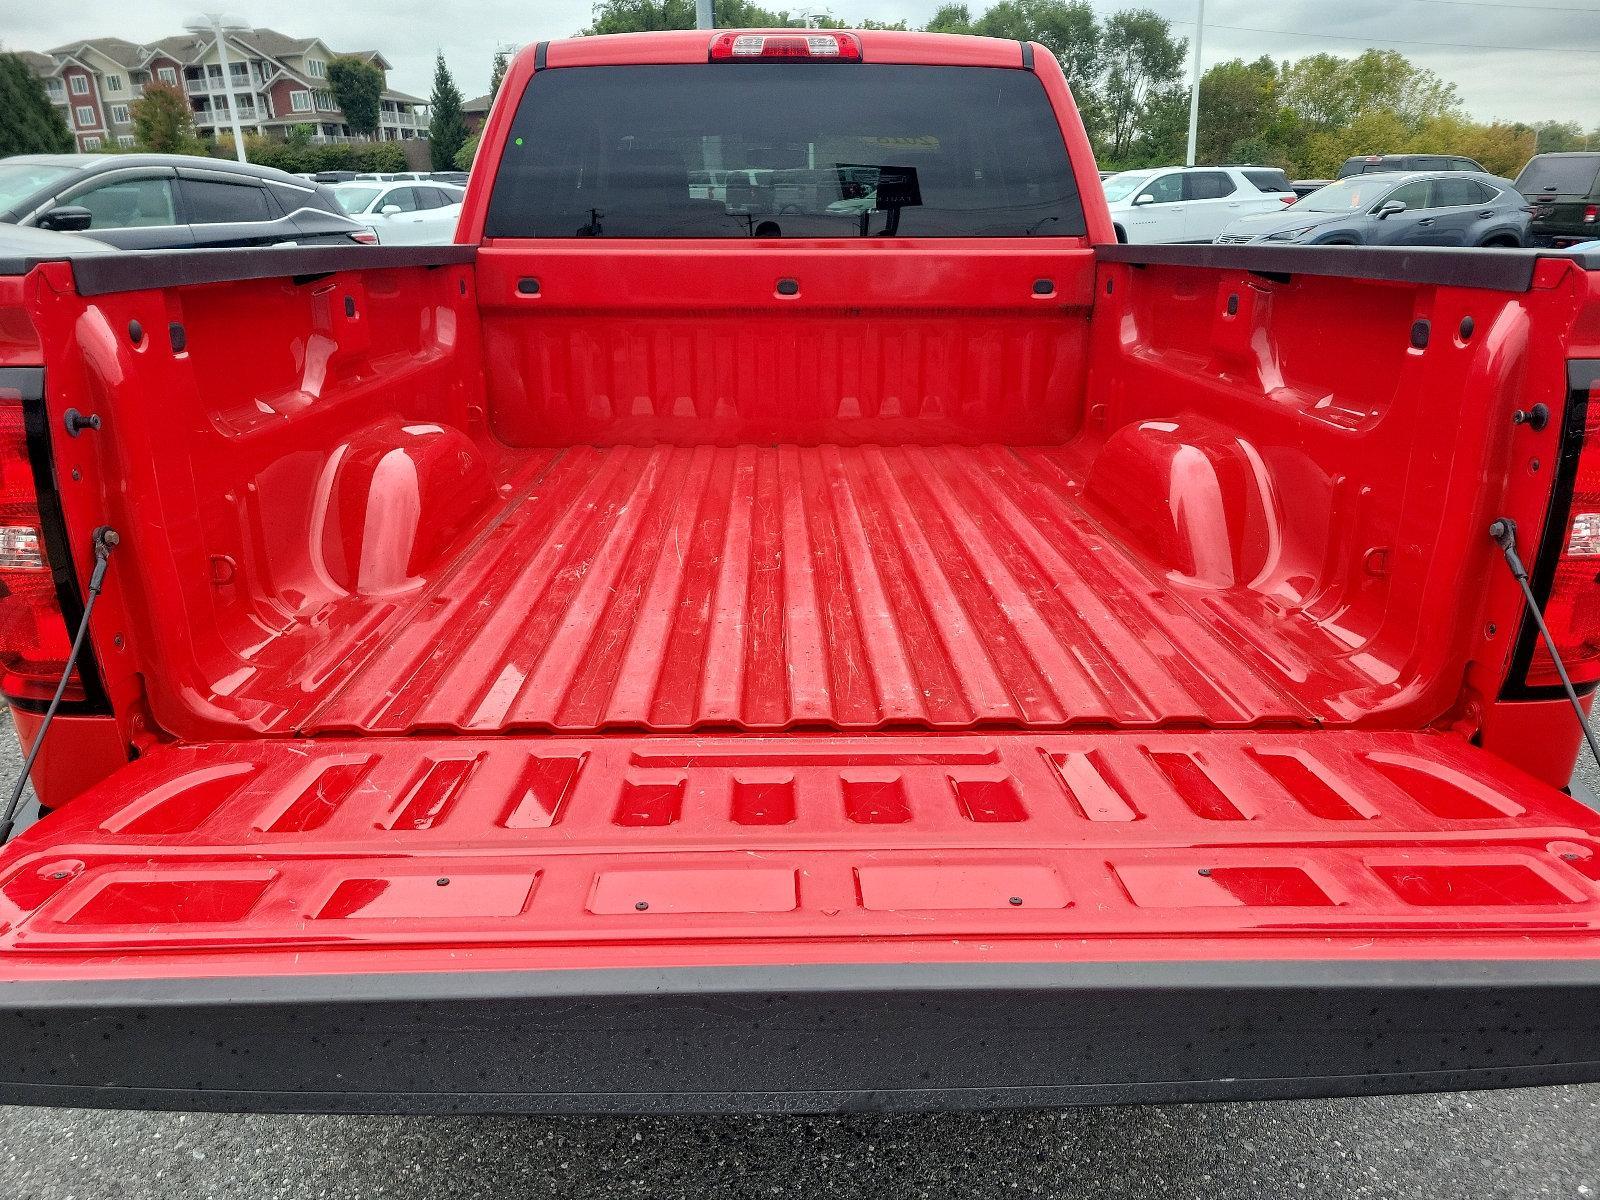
[[210, 135, 413, 174]]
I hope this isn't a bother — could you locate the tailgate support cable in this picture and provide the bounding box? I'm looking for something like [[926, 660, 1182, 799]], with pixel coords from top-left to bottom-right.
[[1490, 517, 1600, 770], [0, 526, 119, 845]]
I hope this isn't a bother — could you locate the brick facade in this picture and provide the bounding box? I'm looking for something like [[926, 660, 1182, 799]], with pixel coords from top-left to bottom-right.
[[22, 30, 429, 150]]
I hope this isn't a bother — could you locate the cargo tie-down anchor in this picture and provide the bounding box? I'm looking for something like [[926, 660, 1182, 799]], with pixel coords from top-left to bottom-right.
[[0, 526, 119, 844]]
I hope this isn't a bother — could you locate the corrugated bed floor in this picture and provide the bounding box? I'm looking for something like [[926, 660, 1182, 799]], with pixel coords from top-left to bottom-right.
[[303, 444, 1381, 735]]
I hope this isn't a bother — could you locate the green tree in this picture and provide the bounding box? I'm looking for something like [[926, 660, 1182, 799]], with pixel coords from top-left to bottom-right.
[[490, 49, 509, 99], [1532, 120, 1590, 153], [586, 0, 797, 34], [1098, 9, 1186, 161], [328, 55, 384, 138], [1407, 114, 1535, 177], [0, 52, 75, 156], [131, 81, 205, 154], [454, 132, 480, 170], [1279, 49, 1459, 134], [1195, 57, 1278, 165], [427, 50, 469, 170], [975, 0, 1099, 105]]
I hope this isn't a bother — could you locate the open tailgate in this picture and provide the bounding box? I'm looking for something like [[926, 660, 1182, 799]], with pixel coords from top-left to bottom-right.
[[4, 729, 1600, 1112]]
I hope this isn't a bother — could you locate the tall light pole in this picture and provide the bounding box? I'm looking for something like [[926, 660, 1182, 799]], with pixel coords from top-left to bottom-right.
[[1184, 0, 1205, 167], [184, 12, 249, 162], [696, 0, 714, 29]]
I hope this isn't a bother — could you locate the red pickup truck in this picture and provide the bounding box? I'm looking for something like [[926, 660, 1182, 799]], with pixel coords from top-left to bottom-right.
[[3, 29, 1600, 1114]]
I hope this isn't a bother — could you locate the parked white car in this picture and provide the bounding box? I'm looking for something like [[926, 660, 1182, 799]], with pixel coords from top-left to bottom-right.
[[330, 182, 464, 245], [1102, 166, 1296, 244]]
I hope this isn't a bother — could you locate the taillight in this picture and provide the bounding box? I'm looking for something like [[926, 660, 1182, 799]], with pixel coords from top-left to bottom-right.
[[0, 386, 84, 704], [708, 31, 863, 60], [1585, 204, 1598, 224], [1527, 392, 1600, 689], [1280, 196, 1296, 205], [350, 228, 379, 245]]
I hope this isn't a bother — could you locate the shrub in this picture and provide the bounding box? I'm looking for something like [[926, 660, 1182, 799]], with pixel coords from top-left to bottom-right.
[[200, 133, 413, 175]]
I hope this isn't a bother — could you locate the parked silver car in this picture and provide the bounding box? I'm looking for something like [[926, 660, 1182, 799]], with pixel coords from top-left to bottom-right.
[[1216, 171, 1530, 247]]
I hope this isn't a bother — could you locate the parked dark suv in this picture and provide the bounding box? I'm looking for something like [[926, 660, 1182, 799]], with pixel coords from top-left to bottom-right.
[[1514, 153, 1600, 248], [0, 154, 373, 249], [1336, 154, 1486, 178]]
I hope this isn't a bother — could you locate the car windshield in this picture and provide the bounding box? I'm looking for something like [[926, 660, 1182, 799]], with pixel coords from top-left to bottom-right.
[[1295, 177, 1397, 213], [0, 163, 77, 214], [333, 187, 382, 214], [1101, 172, 1153, 202]]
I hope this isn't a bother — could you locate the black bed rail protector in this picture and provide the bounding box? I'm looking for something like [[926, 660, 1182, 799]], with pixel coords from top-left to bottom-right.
[[0, 245, 476, 296], [4, 959, 1600, 1114], [1097, 243, 1599, 292]]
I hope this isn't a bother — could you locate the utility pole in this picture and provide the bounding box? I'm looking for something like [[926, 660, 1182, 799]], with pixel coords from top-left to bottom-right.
[[696, 0, 714, 29], [185, 12, 249, 162], [1184, 0, 1205, 167]]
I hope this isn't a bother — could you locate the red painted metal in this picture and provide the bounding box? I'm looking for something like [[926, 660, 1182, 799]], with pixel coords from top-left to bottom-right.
[[2, 730, 1599, 982], [474, 243, 1096, 446], [29, 256, 1586, 747], [300, 443, 1389, 734], [4, 712, 127, 805], [1479, 694, 1591, 790], [3, 30, 1600, 1002]]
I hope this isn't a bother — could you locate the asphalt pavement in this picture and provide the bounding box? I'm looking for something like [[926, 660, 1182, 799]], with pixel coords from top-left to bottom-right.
[[0, 731, 1597, 1198]]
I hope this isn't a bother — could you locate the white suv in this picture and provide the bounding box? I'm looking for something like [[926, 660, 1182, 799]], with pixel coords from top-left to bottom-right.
[[1102, 166, 1295, 244], [330, 181, 465, 246]]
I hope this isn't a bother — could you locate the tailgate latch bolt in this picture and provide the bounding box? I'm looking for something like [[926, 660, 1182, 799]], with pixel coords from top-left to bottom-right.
[[64, 409, 100, 437], [1513, 404, 1550, 432]]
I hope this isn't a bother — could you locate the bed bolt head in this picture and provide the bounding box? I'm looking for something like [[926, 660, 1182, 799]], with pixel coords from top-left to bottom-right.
[[1512, 404, 1550, 432]]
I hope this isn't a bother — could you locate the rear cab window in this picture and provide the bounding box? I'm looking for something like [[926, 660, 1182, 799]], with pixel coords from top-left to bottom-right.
[[1515, 155, 1600, 199], [485, 63, 1085, 238], [1241, 168, 1291, 193]]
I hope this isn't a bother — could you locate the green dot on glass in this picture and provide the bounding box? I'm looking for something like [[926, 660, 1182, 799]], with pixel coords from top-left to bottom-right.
[[515, 137, 524, 146]]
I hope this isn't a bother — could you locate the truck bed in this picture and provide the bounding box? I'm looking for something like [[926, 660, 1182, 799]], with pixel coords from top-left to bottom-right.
[[300, 443, 1369, 735]]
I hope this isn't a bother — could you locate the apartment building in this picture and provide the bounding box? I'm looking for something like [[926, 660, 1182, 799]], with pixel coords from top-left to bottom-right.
[[23, 30, 428, 151]]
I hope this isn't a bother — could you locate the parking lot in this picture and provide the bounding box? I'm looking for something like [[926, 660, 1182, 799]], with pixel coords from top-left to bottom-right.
[[1, 733, 1597, 1198]]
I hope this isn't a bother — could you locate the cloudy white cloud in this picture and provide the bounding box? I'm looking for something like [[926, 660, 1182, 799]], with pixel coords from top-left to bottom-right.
[[7, 0, 1598, 125]]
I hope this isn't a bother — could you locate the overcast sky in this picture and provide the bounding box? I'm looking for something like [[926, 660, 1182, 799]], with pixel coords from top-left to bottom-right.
[[9, 0, 1599, 125]]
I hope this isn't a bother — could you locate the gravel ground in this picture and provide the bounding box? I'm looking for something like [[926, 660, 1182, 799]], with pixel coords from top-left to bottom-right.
[[1, 732, 1597, 1198]]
